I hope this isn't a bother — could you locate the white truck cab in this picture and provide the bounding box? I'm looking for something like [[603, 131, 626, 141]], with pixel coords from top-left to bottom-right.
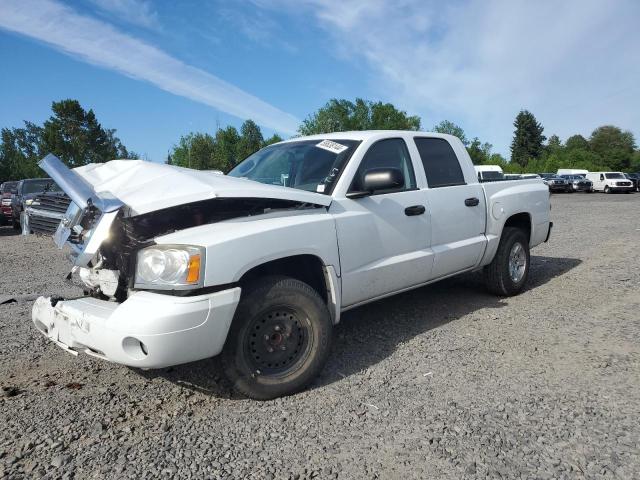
[[474, 165, 505, 182], [33, 131, 552, 399], [557, 169, 588, 177], [585, 171, 634, 193]]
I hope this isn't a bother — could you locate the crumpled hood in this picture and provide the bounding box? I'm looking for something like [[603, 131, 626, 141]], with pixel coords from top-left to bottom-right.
[[73, 160, 332, 215]]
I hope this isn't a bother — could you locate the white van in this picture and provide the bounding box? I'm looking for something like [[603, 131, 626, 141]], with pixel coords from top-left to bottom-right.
[[557, 169, 588, 177], [585, 172, 634, 193], [475, 165, 504, 182]]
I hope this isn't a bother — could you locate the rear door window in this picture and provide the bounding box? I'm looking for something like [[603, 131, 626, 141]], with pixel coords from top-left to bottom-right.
[[414, 138, 465, 188]]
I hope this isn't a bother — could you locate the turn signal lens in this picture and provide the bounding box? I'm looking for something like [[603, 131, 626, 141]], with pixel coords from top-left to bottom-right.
[[186, 254, 201, 284]]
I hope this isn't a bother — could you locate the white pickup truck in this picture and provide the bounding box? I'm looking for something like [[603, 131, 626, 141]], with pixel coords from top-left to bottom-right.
[[33, 131, 552, 399]]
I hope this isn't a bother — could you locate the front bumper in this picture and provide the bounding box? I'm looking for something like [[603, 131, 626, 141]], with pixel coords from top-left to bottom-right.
[[32, 288, 241, 368], [1, 205, 12, 221]]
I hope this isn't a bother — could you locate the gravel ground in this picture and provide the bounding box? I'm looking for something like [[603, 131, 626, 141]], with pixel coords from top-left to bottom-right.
[[1, 193, 639, 479]]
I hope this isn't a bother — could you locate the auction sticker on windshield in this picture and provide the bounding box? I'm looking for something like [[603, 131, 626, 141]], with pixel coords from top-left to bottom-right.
[[315, 140, 348, 154]]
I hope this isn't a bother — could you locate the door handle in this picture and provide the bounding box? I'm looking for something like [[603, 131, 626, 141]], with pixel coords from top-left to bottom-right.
[[404, 205, 426, 216], [465, 197, 480, 207]]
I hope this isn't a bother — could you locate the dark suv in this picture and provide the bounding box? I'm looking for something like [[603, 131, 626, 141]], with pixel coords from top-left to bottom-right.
[[625, 173, 639, 192], [1, 181, 19, 226], [11, 178, 60, 230]]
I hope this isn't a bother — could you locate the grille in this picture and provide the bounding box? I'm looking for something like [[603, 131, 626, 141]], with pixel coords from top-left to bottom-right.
[[30, 215, 62, 235], [35, 194, 71, 214], [30, 193, 71, 235], [618, 182, 631, 186]]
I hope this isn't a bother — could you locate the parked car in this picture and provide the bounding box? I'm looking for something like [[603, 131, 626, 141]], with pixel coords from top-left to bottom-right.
[[475, 165, 505, 182], [34, 132, 552, 399], [519, 174, 541, 180], [624, 173, 639, 192], [585, 172, 634, 193], [0, 181, 18, 226], [537, 173, 557, 187], [504, 173, 521, 180], [546, 176, 572, 193], [559, 175, 593, 192], [25, 190, 72, 235], [10, 178, 60, 230]]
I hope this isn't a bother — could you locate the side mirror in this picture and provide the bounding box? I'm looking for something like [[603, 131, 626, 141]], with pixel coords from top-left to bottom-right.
[[347, 167, 404, 198]]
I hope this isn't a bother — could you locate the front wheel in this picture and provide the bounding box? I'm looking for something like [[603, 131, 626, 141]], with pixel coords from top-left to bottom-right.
[[604, 186, 610, 194], [222, 276, 332, 400], [484, 227, 530, 296]]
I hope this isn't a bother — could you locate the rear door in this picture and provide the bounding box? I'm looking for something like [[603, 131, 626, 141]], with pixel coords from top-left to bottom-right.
[[413, 137, 487, 279], [332, 138, 433, 307]]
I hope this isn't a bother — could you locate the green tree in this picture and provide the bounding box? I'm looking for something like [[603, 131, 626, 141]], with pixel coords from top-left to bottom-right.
[[213, 126, 241, 171], [589, 125, 636, 171], [510, 110, 545, 167], [565, 134, 589, 151], [40, 99, 135, 167], [262, 134, 283, 147], [467, 137, 493, 165], [298, 98, 420, 135], [432, 120, 468, 146], [237, 120, 264, 163]]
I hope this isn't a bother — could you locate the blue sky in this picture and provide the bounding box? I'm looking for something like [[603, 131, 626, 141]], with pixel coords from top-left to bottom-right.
[[1, 0, 639, 162]]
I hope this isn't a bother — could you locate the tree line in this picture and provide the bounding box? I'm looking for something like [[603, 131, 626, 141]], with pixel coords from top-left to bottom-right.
[[0, 100, 136, 181], [2, 97, 638, 181]]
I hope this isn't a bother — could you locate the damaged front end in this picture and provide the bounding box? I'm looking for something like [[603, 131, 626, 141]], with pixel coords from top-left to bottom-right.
[[34, 155, 325, 366]]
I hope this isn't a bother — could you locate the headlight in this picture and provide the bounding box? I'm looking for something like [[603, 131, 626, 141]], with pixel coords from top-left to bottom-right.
[[135, 245, 204, 290], [25, 199, 34, 206]]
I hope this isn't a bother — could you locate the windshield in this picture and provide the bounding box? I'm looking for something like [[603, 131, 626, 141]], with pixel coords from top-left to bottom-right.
[[22, 180, 60, 195], [1, 181, 18, 194], [228, 140, 359, 194], [605, 173, 624, 179]]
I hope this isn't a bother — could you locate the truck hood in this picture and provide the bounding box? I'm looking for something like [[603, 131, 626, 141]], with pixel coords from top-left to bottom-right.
[[72, 160, 331, 215]]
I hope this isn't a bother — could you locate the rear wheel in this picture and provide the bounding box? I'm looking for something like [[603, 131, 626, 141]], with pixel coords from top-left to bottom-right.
[[484, 227, 530, 296], [222, 276, 332, 400]]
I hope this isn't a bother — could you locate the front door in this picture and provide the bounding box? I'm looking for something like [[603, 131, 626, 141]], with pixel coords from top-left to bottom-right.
[[332, 138, 433, 307]]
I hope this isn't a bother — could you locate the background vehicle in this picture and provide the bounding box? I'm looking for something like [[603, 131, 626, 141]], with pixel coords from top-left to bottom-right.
[[34, 131, 551, 400], [475, 165, 505, 182], [624, 173, 639, 192], [519, 174, 541, 179], [10, 178, 60, 230], [546, 175, 572, 193], [0, 181, 18, 226], [559, 175, 593, 192], [557, 168, 588, 177], [504, 173, 521, 180], [586, 172, 634, 193]]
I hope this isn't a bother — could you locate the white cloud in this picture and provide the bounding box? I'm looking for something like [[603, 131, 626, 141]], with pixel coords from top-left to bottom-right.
[[0, 0, 300, 135], [89, 0, 160, 30], [261, 0, 640, 155]]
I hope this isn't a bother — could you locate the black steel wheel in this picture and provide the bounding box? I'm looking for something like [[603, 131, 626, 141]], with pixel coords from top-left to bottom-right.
[[243, 306, 312, 378], [222, 275, 332, 400]]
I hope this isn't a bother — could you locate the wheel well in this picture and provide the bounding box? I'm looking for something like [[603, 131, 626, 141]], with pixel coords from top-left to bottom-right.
[[239, 255, 328, 303], [504, 212, 531, 244]]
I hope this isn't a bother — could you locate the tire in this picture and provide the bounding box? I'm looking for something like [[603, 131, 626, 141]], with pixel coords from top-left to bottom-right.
[[604, 186, 610, 194], [484, 227, 530, 296], [222, 275, 332, 400]]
